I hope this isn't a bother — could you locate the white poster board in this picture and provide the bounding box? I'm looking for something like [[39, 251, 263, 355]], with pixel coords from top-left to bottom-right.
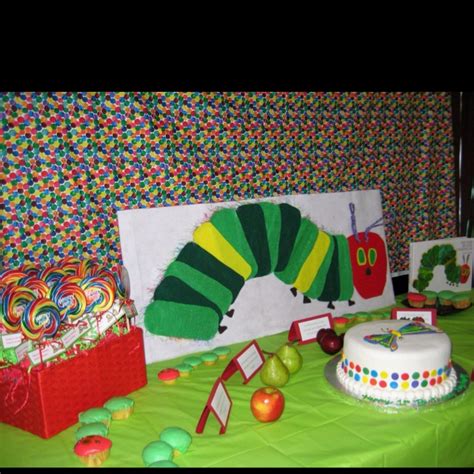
[[409, 237, 474, 293], [118, 190, 395, 364]]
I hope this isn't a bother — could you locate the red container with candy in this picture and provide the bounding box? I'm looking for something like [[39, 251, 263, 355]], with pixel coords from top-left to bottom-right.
[[0, 326, 147, 439]]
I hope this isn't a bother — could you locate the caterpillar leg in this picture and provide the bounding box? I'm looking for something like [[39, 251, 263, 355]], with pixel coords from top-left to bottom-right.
[[348, 299, 355, 306], [327, 301, 335, 309], [226, 309, 234, 318], [290, 287, 298, 297], [303, 296, 311, 304], [218, 325, 228, 334]]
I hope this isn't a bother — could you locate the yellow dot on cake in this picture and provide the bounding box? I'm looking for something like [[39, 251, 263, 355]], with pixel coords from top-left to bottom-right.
[[380, 371, 388, 379], [401, 381, 409, 390], [362, 376, 368, 384]]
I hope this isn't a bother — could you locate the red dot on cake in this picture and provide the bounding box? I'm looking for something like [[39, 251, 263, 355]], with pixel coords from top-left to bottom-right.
[[370, 379, 377, 386], [355, 365, 361, 372], [401, 373, 409, 380], [423, 371, 430, 379], [379, 380, 387, 388], [430, 379, 436, 386]]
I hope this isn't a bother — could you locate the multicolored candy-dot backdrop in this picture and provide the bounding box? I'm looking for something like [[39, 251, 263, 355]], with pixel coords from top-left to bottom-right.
[[1, 92, 456, 273]]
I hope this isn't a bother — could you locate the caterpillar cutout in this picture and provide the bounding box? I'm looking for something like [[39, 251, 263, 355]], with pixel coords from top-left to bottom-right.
[[412, 244, 471, 292], [145, 202, 388, 340]]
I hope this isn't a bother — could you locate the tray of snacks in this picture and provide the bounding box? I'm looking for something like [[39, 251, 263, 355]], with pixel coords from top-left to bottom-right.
[[402, 291, 472, 316]]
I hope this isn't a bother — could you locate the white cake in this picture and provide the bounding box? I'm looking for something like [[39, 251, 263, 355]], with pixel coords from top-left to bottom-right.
[[336, 320, 457, 406]]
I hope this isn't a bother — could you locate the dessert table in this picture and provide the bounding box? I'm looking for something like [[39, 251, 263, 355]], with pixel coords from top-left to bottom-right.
[[1, 293, 473, 468]]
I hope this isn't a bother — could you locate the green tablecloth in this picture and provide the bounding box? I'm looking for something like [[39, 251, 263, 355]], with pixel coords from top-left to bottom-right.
[[1, 294, 473, 468]]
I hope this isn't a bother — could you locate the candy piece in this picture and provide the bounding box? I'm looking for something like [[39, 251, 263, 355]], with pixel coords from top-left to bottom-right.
[[39, 266, 67, 286], [213, 346, 231, 360], [148, 460, 179, 467], [158, 368, 180, 385], [174, 363, 193, 377], [0, 270, 28, 286], [18, 263, 40, 277], [142, 440, 174, 466], [103, 397, 134, 420], [75, 422, 109, 441], [77, 258, 98, 277], [159, 427, 192, 456], [1, 285, 36, 332], [17, 276, 50, 298], [21, 298, 61, 340], [81, 276, 115, 313], [57, 256, 81, 275], [79, 407, 112, 427], [182, 356, 202, 368], [200, 352, 218, 366], [74, 435, 112, 467], [50, 281, 87, 321]]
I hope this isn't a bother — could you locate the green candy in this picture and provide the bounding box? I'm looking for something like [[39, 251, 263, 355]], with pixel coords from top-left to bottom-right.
[[159, 427, 192, 454], [148, 460, 179, 467], [142, 440, 174, 466], [103, 396, 134, 412], [75, 422, 109, 441], [78, 407, 112, 425]]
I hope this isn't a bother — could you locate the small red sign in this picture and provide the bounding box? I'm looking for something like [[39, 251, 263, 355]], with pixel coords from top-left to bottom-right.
[[221, 340, 265, 384], [288, 313, 334, 344], [196, 377, 233, 435], [390, 307, 437, 326]]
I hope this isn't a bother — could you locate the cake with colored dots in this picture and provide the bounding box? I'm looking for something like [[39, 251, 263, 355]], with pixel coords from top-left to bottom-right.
[[336, 320, 457, 407]]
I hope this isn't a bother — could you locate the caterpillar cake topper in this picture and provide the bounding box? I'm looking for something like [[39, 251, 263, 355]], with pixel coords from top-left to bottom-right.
[[144, 202, 388, 340]]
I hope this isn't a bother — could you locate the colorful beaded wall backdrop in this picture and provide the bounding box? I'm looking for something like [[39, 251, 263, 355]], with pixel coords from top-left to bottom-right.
[[1, 92, 456, 273]]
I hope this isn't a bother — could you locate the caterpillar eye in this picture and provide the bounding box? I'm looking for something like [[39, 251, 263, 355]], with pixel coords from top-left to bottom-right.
[[357, 248, 366, 266], [368, 248, 377, 266]]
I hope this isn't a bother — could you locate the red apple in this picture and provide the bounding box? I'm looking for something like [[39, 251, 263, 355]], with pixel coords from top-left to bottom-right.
[[319, 333, 343, 355], [316, 328, 335, 344], [250, 387, 285, 422]]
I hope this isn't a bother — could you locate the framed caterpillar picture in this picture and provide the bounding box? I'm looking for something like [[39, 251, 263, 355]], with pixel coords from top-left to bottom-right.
[[409, 237, 474, 294], [118, 190, 395, 363]]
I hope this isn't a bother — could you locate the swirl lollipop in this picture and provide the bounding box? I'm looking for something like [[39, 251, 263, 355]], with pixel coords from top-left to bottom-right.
[[0, 285, 37, 332], [39, 266, 68, 287], [50, 281, 87, 321], [21, 297, 61, 340], [81, 276, 115, 313], [18, 276, 50, 298], [19, 262, 40, 277], [91, 266, 118, 296], [76, 258, 98, 277], [57, 256, 81, 275], [0, 270, 28, 286], [60, 274, 83, 286]]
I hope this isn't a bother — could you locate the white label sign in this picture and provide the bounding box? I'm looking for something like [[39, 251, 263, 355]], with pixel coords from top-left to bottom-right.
[[1, 332, 23, 349], [28, 342, 65, 366], [210, 380, 232, 426], [61, 319, 92, 348], [235, 342, 265, 380]]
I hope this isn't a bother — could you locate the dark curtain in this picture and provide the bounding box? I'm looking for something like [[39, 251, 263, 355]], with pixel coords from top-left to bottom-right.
[[453, 92, 474, 236]]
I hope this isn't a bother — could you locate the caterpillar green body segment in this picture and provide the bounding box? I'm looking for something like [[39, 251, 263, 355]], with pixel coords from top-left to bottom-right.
[[145, 202, 356, 340], [413, 244, 463, 292]]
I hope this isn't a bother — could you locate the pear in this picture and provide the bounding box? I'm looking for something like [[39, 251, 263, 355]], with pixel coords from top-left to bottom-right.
[[260, 353, 290, 387], [276, 343, 303, 375]]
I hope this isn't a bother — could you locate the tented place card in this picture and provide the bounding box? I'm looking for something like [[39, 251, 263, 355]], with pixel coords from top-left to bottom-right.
[[221, 340, 265, 384], [196, 377, 233, 435], [391, 308, 437, 326], [288, 313, 334, 344]]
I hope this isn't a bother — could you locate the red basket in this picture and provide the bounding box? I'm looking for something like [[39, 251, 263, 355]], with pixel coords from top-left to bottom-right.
[[0, 326, 147, 439]]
